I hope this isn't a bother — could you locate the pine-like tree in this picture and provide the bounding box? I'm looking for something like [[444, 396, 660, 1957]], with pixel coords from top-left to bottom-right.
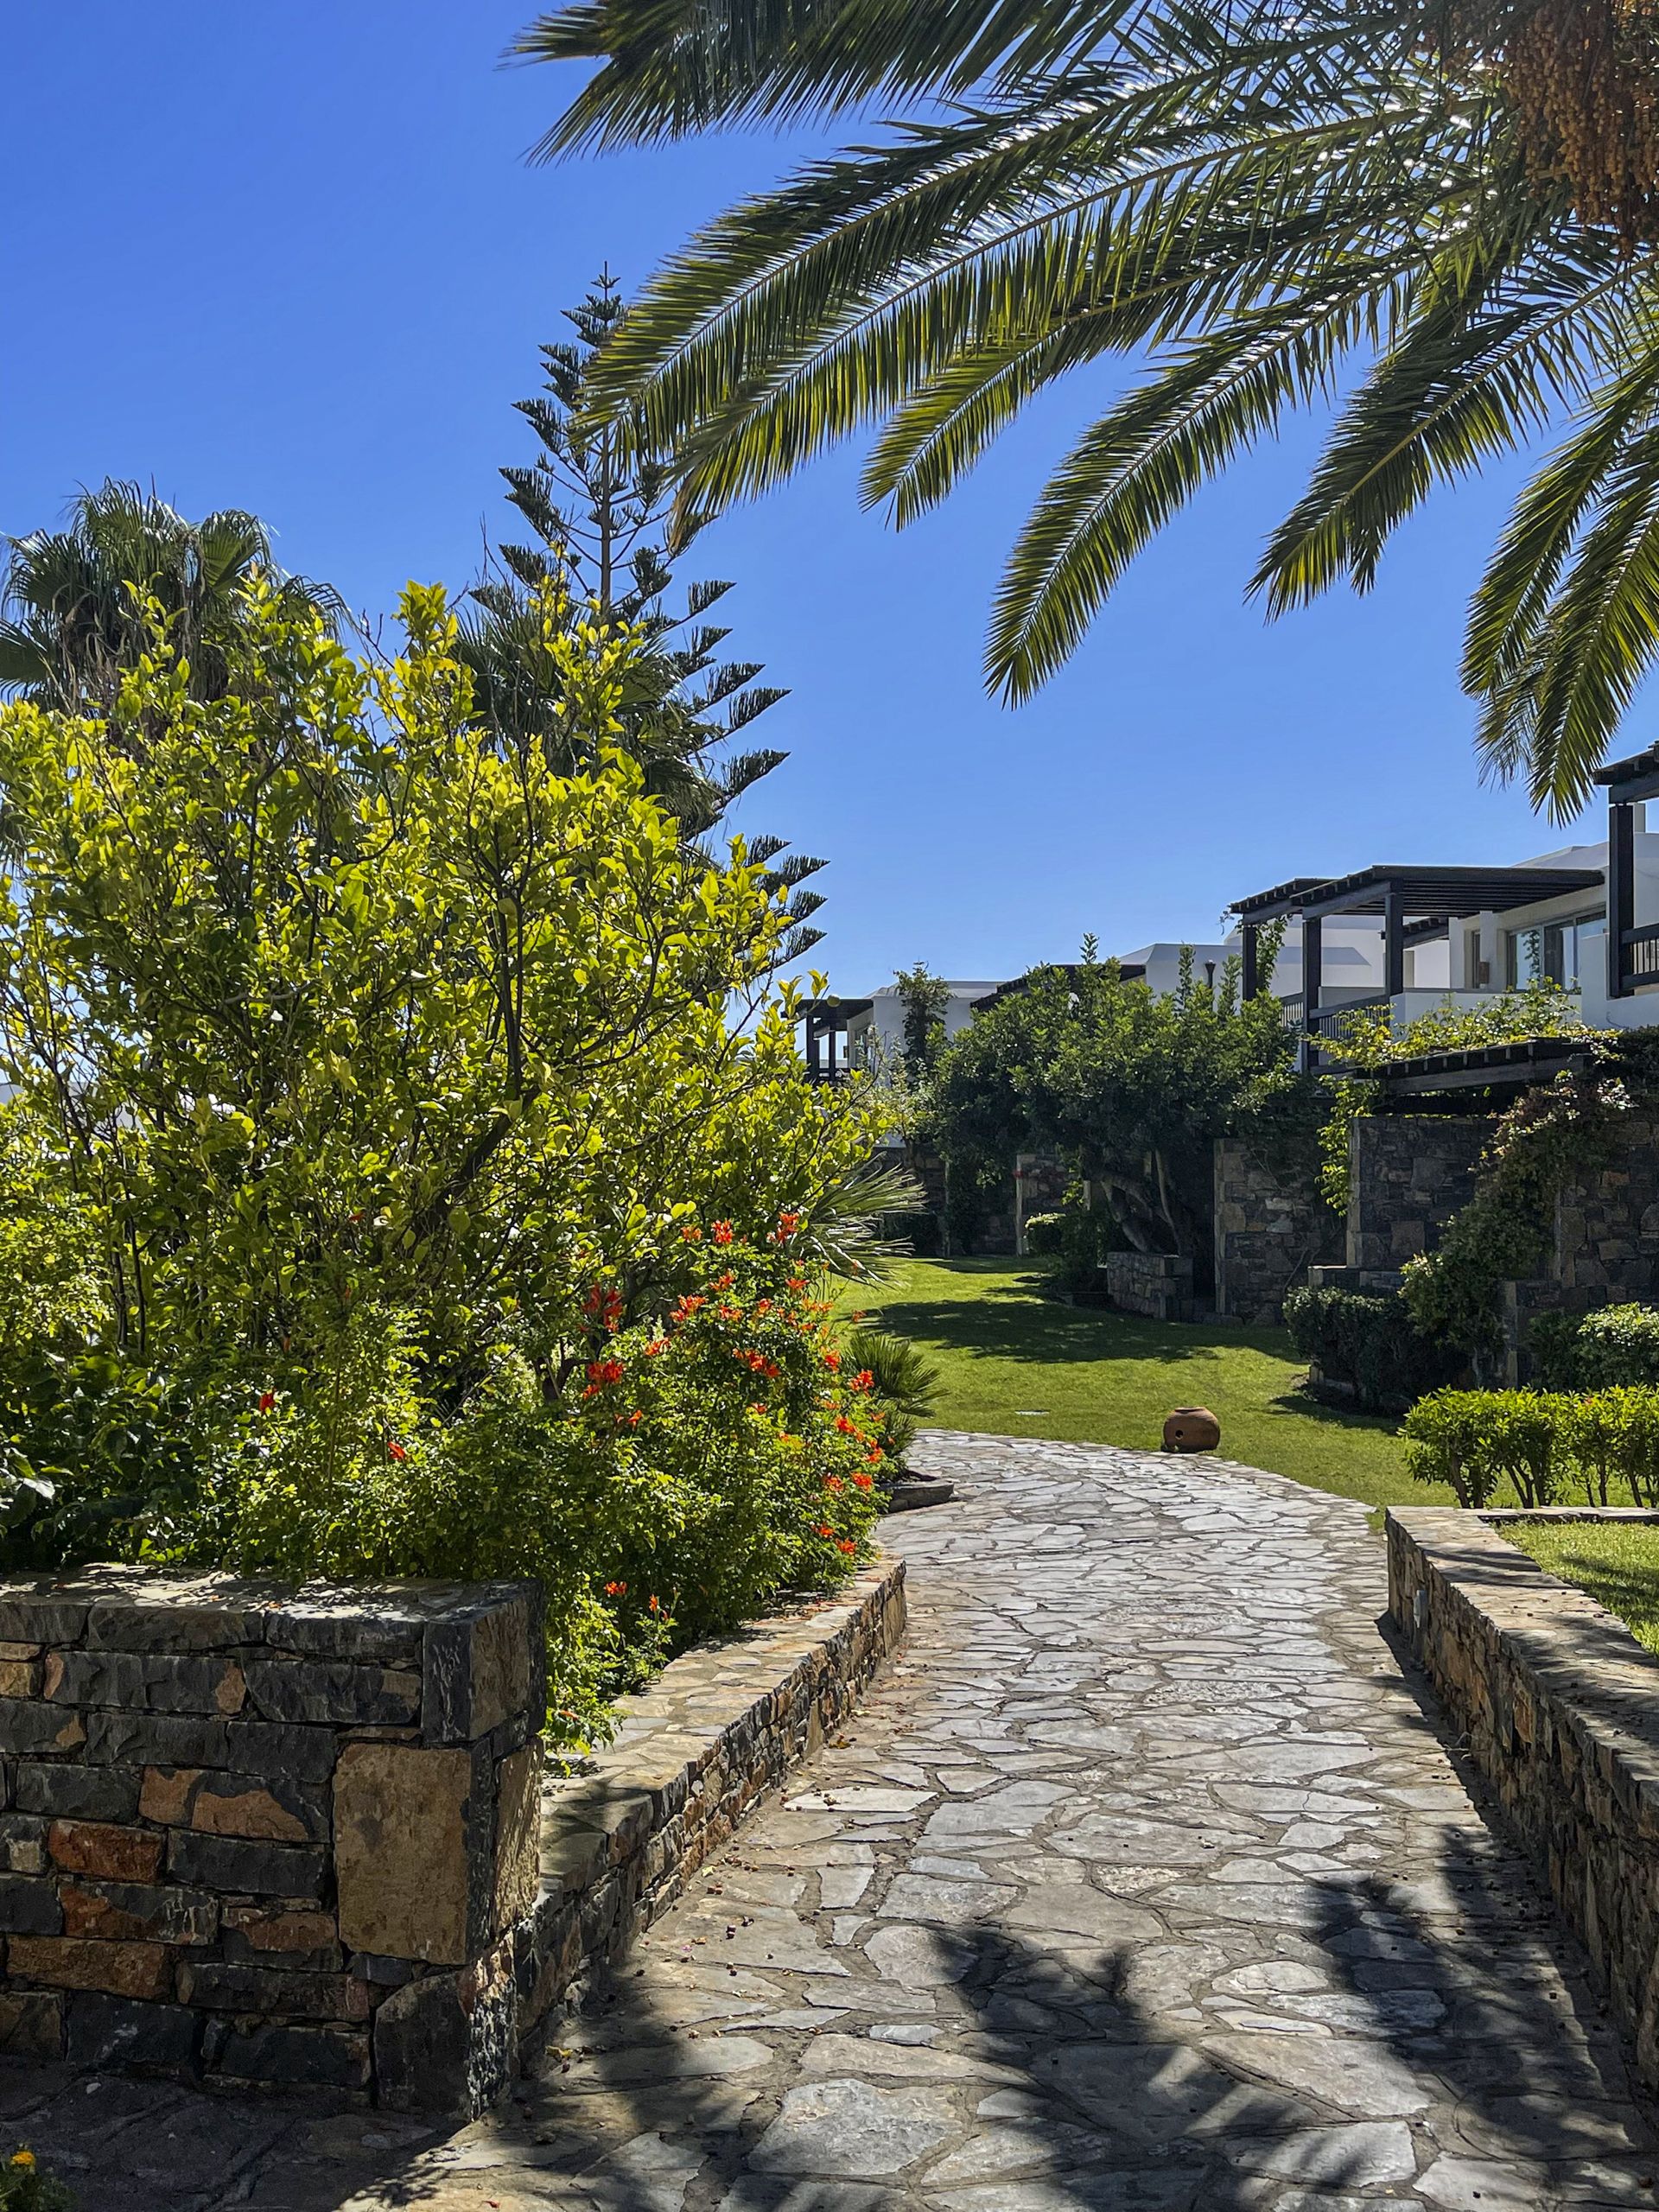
[[461, 272, 825, 955]]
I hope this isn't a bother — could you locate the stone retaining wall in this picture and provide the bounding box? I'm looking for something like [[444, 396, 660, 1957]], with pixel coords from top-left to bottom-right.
[[0, 1555, 905, 2115], [1387, 1507, 1659, 2088], [1213, 1140, 1341, 1323], [1103, 1251, 1194, 1322]]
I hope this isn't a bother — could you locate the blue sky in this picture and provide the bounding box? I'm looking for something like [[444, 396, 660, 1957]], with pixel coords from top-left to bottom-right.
[[2, 3, 1619, 995]]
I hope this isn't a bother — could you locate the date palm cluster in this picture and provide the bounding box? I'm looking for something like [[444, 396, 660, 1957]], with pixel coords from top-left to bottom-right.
[[518, 0, 1659, 816]]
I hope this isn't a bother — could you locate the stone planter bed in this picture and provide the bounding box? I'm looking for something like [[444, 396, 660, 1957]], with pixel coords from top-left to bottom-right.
[[0, 1552, 905, 2117], [1388, 1505, 1659, 2090]]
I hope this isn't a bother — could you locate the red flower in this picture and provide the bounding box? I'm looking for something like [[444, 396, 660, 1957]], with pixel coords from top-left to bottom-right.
[[605, 1580, 627, 1597], [787, 1275, 806, 1292], [778, 1212, 801, 1236], [853, 1472, 874, 1491], [586, 1358, 626, 1387], [835, 1415, 855, 1436], [644, 1338, 667, 1356], [815, 1523, 835, 1539], [387, 1440, 408, 1462], [681, 1224, 702, 1242], [824, 1475, 844, 1493], [257, 1392, 275, 1414], [851, 1369, 874, 1392], [823, 1350, 841, 1372], [711, 1221, 734, 1246], [837, 1539, 857, 1555]]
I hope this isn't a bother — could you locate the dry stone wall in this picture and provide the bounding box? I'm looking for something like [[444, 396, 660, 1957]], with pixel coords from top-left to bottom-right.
[[0, 1554, 906, 2116], [1388, 1507, 1659, 2091], [1213, 1140, 1341, 1323]]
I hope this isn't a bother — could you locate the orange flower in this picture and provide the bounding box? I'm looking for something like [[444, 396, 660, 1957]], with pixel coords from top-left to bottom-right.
[[711, 1221, 734, 1245], [823, 1350, 842, 1372], [835, 1415, 855, 1435], [644, 1338, 668, 1356], [823, 1475, 844, 1492], [712, 1271, 736, 1290], [787, 1274, 806, 1292], [387, 1440, 408, 1462], [778, 1211, 801, 1236], [648, 1595, 660, 1612], [681, 1224, 702, 1242], [837, 1539, 857, 1555], [257, 1391, 275, 1414], [815, 1523, 835, 1539], [626, 1409, 642, 1427], [852, 1472, 874, 1491], [605, 1580, 627, 1597], [851, 1369, 874, 1392]]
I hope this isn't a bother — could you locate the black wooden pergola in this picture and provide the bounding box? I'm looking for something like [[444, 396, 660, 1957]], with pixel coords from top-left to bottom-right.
[[1596, 745, 1659, 996], [1230, 861, 1604, 1042], [798, 997, 870, 1081]]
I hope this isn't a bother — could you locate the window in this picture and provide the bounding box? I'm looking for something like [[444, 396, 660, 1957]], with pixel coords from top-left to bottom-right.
[[1504, 912, 1605, 989]]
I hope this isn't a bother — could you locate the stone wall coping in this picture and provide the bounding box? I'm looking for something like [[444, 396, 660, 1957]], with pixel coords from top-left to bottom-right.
[[1387, 1506, 1659, 1809], [0, 1564, 531, 1630], [533, 1559, 899, 1907]]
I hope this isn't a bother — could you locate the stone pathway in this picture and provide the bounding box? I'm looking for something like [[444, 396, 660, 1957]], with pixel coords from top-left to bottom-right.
[[7, 1436, 1658, 2208]]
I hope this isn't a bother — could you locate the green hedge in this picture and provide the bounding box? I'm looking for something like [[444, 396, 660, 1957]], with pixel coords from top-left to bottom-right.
[[1529, 1303, 1659, 1389], [1404, 1385, 1659, 1508], [1283, 1285, 1460, 1412], [877, 1209, 942, 1258]]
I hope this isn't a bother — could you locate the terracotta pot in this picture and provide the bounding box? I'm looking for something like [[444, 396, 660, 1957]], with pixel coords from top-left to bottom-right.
[[1163, 1405, 1221, 1453]]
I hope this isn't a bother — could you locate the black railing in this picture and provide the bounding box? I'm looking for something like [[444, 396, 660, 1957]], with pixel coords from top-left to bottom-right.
[[1624, 923, 1659, 983]]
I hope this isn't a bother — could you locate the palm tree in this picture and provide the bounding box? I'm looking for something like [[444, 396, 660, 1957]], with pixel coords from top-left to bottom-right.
[[0, 481, 340, 709], [516, 0, 1659, 818], [461, 273, 827, 953]]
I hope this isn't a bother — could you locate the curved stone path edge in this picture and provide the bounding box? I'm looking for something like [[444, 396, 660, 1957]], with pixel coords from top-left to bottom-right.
[[7, 1431, 1658, 2209]]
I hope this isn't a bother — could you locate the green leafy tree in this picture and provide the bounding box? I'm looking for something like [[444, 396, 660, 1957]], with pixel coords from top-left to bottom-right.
[[461, 272, 825, 954], [518, 0, 1659, 813], [0, 581, 890, 1729], [0, 480, 340, 709], [930, 944, 1315, 1274]]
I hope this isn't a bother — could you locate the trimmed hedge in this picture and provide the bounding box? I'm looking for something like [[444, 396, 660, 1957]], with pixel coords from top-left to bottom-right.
[[1530, 1303, 1659, 1390], [1283, 1284, 1461, 1413], [1404, 1384, 1659, 1508]]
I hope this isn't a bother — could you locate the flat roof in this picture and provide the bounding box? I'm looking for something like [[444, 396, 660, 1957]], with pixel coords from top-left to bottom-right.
[[798, 997, 873, 1021], [1232, 862, 1604, 923], [1370, 1035, 1599, 1096], [1598, 745, 1659, 802]]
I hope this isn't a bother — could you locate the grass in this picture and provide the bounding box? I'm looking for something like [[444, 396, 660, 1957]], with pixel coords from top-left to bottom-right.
[[1500, 1519, 1659, 1656], [840, 1255, 1433, 1512]]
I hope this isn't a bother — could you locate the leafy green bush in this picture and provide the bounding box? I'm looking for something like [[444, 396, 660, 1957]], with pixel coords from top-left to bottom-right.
[[1530, 1304, 1659, 1390], [0, 2149, 72, 2210], [0, 582, 893, 1745], [1402, 1389, 1508, 1507], [1283, 1285, 1460, 1412], [842, 1327, 941, 1466], [1022, 1211, 1065, 1256], [1405, 1383, 1659, 1510]]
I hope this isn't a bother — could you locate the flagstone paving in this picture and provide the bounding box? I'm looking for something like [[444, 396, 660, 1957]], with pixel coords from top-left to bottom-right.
[[10, 1434, 1659, 2208]]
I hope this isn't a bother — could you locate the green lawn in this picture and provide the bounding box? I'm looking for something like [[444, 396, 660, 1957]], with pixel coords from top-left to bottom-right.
[[1500, 1521, 1659, 1656], [843, 1256, 1432, 1511]]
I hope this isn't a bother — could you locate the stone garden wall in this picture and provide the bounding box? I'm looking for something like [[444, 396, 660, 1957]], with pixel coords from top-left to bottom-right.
[[1103, 1252, 1195, 1322], [0, 1554, 906, 2115], [1213, 1140, 1342, 1324], [1388, 1508, 1659, 2089], [1346, 1115, 1491, 1276]]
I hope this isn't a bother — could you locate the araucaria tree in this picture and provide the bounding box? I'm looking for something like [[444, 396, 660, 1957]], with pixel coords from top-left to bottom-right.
[[461, 272, 827, 954], [518, 0, 1659, 814]]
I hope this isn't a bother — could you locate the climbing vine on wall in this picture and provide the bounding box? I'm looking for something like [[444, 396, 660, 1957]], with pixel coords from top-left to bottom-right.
[[1401, 1064, 1633, 1368]]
